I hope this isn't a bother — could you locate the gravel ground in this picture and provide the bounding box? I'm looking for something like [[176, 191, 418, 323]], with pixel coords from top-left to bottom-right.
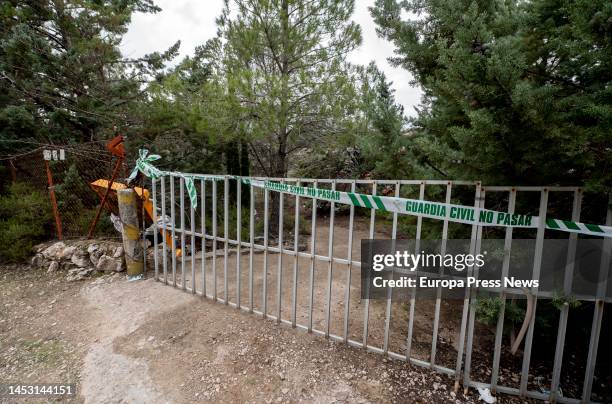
[[0, 264, 534, 403]]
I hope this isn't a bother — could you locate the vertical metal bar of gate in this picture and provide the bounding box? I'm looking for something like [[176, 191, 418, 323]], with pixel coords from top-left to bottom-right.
[[343, 181, 356, 342], [582, 202, 611, 403], [190, 188, 196, 294], [308, 180, 318, 332], [200, 179, 206, 297], [170, 175, 177, 287], [262, 188, 269, 318], [236, 178, 242, 309], [223, 176, 229, 304], [519, 190, 549, 396], [405, 182, 424, 359], [276, 181, 285, 323], [212, 180, 217, 300], [362, 181, 377, 348], [490, 189, 516, 392], [248, 183, 255, 312], [291, 181, 300, 327], [549, 190, 581, 401], [383, 181, 401, 353], [179, 177, 186, 291], [324, 181, 337, 337], [454, 183, 482, 391], [161, 177, 168, 284], [462, 188, 486, 390], [152, 178, 158, 281], [430, 182, 452, 367]]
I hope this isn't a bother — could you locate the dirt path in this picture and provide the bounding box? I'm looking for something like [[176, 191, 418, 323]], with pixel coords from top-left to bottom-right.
[[1, 263, 526, 403], [167, 216, 490, 371], [79, 275, 194, 403]]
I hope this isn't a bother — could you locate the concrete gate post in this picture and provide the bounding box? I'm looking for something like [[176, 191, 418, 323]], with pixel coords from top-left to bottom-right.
[[117, 188, 144, 280]]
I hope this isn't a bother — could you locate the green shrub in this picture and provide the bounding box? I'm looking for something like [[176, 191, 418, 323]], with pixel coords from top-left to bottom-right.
[[552, 293, 582, 310], [0, 183, 53, 262], [215, 205, 312, 241], [55, 164, 91, 227], [475, 297, 525, 331], [77, 208, 117, 237], [283, 211, 312, 236], [252, 211, 312, 238]]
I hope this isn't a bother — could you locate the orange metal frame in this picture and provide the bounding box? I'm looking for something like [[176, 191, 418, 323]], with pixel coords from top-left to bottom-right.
[[87, 135, 125, 239], [89, 179, 180, 256]]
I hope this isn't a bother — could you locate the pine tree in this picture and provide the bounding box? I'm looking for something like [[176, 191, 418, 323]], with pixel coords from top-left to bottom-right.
[[141, 45, 228, 175], [0, 0, 178, 153], [371, 0, 611, 191], [358, 63, 420, 179], [215, 0, 362, 178]]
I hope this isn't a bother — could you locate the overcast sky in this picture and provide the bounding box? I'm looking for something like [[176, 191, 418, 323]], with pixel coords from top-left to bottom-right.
[[120, 0, 423, 117]]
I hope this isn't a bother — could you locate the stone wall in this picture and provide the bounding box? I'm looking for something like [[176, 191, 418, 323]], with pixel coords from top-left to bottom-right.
[[31, 240, 125, 281]]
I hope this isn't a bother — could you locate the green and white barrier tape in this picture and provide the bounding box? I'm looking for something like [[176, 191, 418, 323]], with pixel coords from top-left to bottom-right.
[[130, 150, 199, 208], [129, 149, 164, 180], [244, 179, 612, 238], [131, 149, 612, 238]]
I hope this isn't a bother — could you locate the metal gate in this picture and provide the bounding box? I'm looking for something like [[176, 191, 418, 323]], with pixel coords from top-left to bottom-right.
[[146, 174, 611, 403]]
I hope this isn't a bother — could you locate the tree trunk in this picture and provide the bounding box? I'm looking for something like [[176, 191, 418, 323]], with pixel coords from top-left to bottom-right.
[[225, 141, 241, 204], [240, 140, 250, 207], [268, 0, 290, 238], [268, 145, 286, 237]]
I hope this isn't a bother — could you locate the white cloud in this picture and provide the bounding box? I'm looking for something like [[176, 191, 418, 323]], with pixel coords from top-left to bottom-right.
[[120, 0, 422, 116]]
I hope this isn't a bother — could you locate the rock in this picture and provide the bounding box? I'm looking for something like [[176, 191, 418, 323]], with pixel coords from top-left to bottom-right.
[[89, 248, 104, 266], [42, 242, 66, 259], [71, 249, 90, 267], [47, 261, 59, 273], [112, 246, 123, 258], [87, 244, 99, 255], [66, 267, 95, 282], [33, 240, 125, 274], [96, 255, 124, 272], [33, 243, 48, 254], [60, 260, 76, 271], [70, 254, 91, 268], [67, 268, 80, 277], [31, 254, 45, 268], [59, 245, 76, 260]]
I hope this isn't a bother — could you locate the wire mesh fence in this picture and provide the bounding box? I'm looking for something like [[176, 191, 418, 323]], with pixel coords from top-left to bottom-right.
[[1, 142, 128, 240]]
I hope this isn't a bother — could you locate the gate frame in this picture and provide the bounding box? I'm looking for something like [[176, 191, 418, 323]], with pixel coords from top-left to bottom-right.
[[149, 176, 611, 404]]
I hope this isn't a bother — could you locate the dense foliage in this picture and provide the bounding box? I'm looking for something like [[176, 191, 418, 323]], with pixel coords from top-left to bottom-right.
[[371, 0, 611, 191], [0, 183, 52, 262], [2, 0, 609, 191], [213, 0, 363, 178], [0, 0, 177, 155]]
